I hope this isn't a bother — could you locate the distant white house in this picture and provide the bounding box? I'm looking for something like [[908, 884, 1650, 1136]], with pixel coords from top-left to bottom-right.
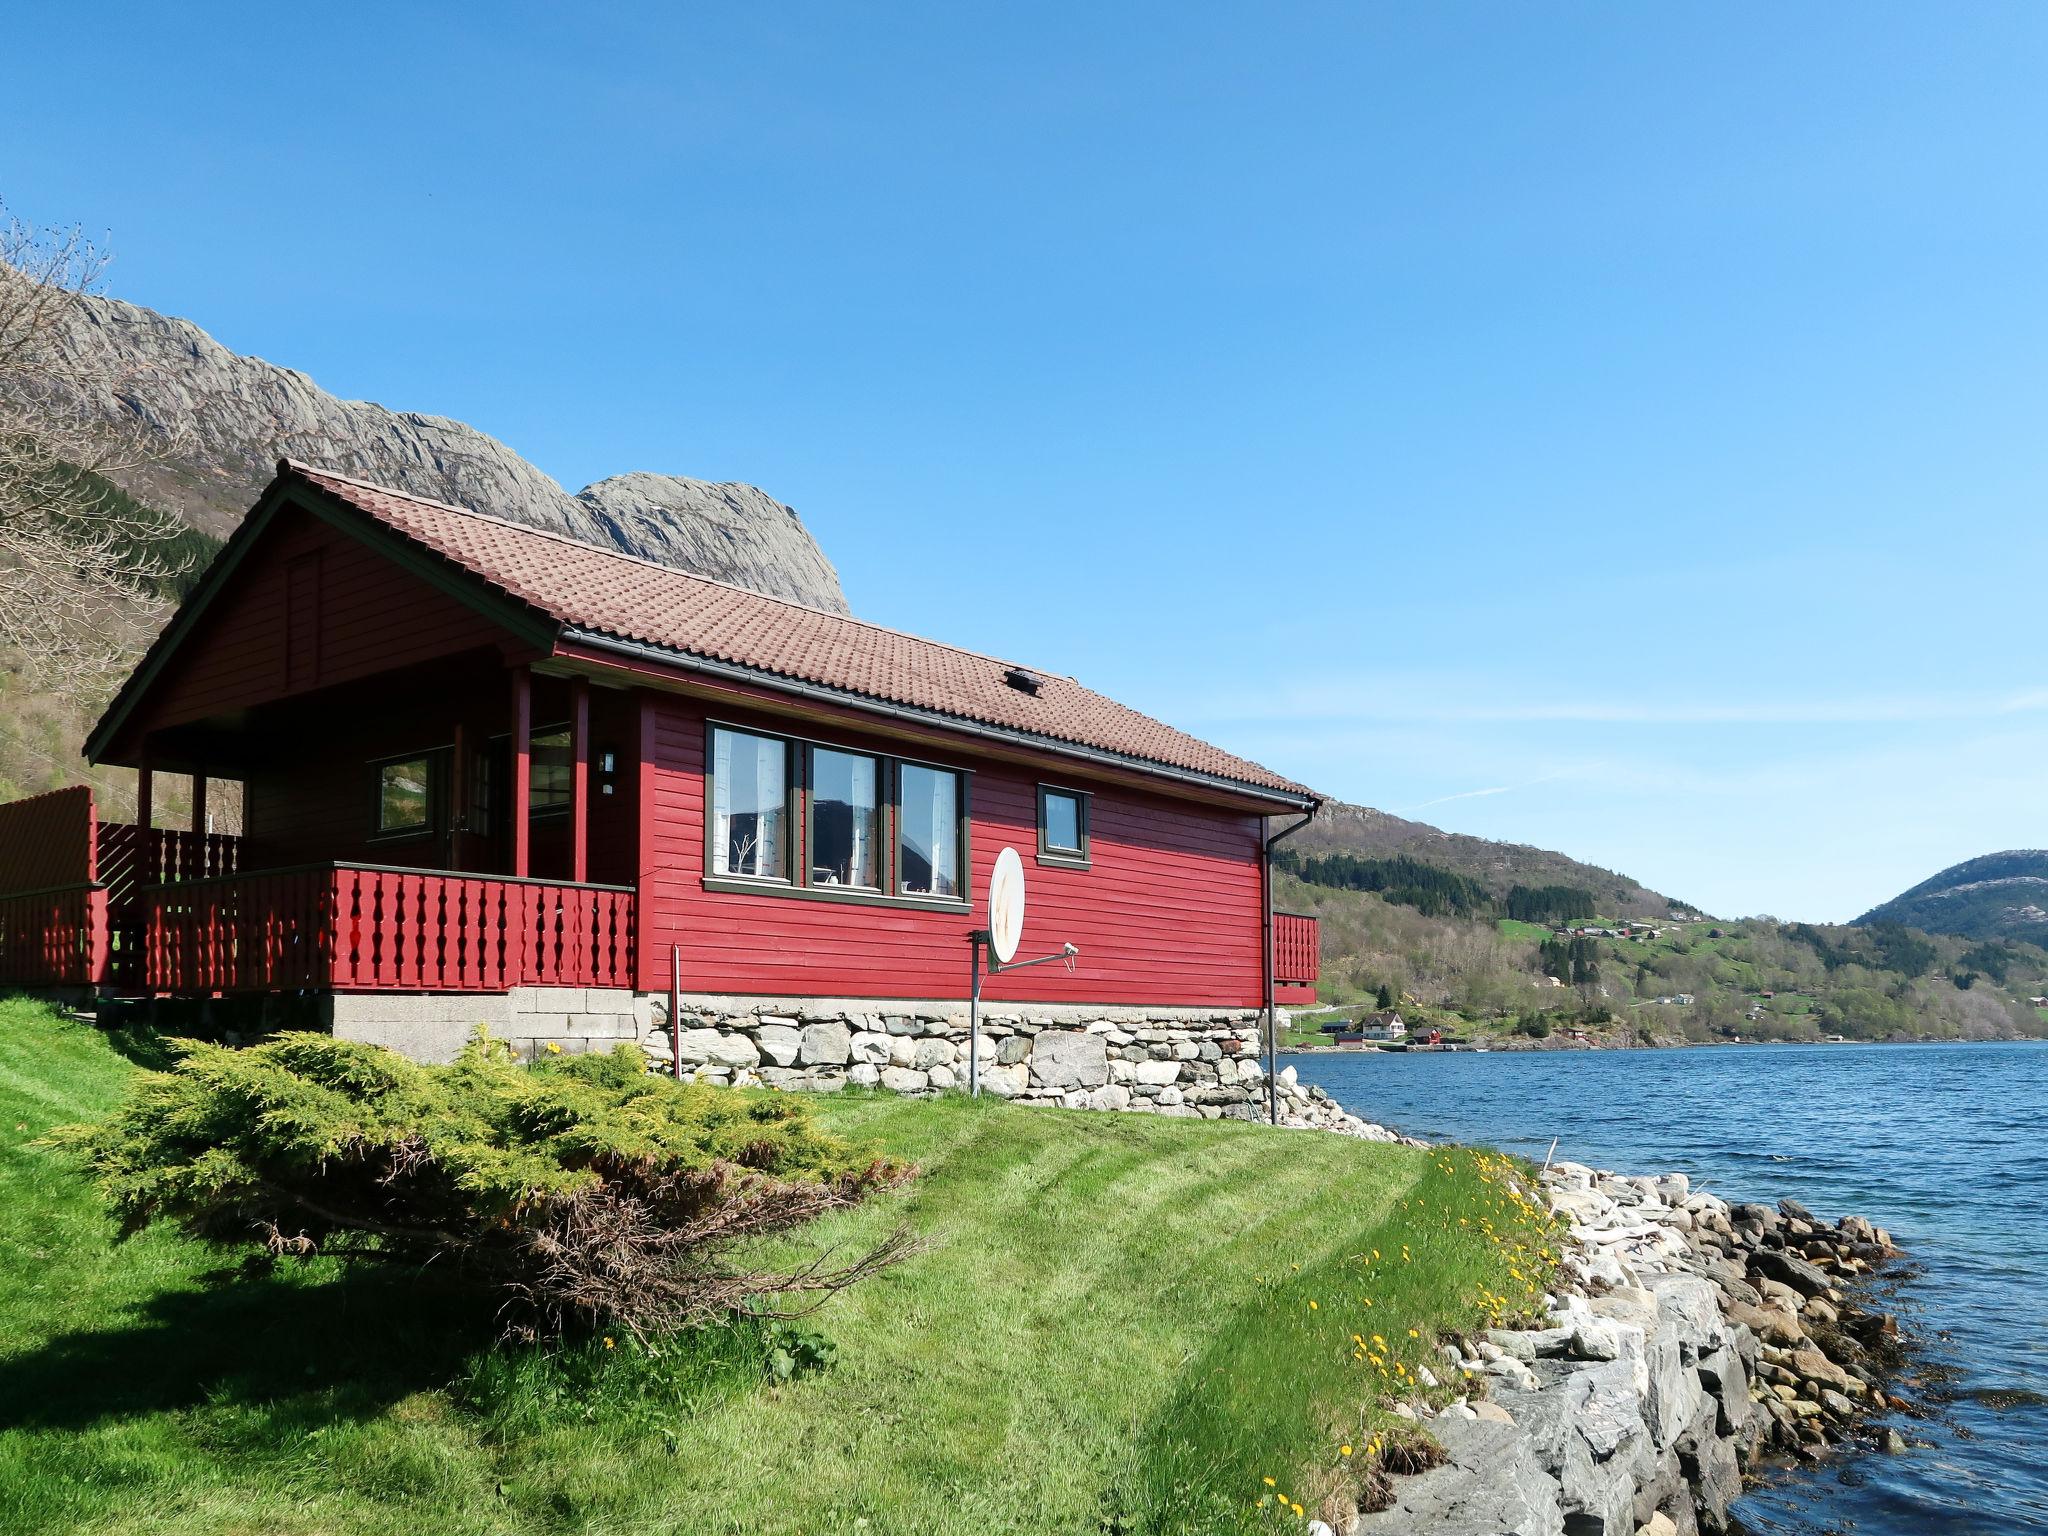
[[1358, 1011, 1407, 1042], [1652, 993, 1696, 1006]]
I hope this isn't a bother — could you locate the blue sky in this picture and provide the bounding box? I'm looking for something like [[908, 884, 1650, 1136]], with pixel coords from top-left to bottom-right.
[[8, 2, 2045, 921]]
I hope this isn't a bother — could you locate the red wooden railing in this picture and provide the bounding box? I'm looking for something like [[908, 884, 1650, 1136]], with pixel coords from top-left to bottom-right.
[[1273, 910, 1320, 987], [0, 885, 109, 987], [142, 864, 635, 994]]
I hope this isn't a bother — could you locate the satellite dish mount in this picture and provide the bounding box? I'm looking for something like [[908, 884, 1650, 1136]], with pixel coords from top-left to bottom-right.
[[968, 847, 1078, 1097]]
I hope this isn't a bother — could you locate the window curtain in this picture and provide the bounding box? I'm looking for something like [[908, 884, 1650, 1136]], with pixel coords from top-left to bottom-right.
[[713, 729, 734, 873]]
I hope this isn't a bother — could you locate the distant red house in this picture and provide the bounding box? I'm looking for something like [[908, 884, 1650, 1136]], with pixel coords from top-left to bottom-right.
[[0, 462, 1320, 1050]]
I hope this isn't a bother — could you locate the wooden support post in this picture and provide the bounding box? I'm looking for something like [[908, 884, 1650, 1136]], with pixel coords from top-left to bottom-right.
[[136, 757, 154, 831], [449, 721, 468, 872], [509, 666, 531, 878], [191, 772, 209, 836], [570, 677, 590, 884]]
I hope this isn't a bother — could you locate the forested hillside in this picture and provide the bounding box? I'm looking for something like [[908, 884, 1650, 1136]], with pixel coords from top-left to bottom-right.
[[1283, 858, 2048, 1048], [1292, 800, 1688, 920], [1856, 850, 2048, 944]]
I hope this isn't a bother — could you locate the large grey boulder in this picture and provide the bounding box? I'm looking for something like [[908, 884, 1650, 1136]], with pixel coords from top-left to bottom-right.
[[1351, 1417, 1563, 1536], [1647, 1274, 1727, 1354], [754, 1023, 802, 1067], [1029, 1031, 1109, 1091], [672, 1028, 759, 1069], [1674, 1396, 1742, 1534], [798, 1020, 851, 1066], [1644, 1321, 1706, 1451], [1495, 1360, 1647, 1536], [1749, 1249, 1832, 1299]]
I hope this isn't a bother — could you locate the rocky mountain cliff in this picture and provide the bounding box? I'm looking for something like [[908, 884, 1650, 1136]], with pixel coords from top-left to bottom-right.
[[1292, 799, 1688, 919], [1855, 851, 2048, 943], [42, 294, 848, 612]]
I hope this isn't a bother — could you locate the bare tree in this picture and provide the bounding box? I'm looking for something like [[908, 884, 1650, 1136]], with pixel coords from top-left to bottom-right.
[[0, 207, 189, 690]]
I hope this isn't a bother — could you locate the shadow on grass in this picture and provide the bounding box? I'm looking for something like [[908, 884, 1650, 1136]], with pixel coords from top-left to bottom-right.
[[0, 1264, 497, 1432]]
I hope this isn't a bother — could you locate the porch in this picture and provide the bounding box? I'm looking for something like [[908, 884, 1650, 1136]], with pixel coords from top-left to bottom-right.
[[0, 657, 639, 997]]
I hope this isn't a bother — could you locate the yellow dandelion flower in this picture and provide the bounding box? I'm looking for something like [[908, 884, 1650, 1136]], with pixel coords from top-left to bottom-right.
[[603, 1337, 616, 1349], [1263, 1477, 1276, 1487], [1340, 1444, 1353, 1457]]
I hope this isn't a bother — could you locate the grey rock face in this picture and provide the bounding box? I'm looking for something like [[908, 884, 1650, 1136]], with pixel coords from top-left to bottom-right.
[[575, 473, 845, 611], [1496, 1361, 1646, 1536], [36, 293, 849, 612], [1352, 1417, 1564, 1536]]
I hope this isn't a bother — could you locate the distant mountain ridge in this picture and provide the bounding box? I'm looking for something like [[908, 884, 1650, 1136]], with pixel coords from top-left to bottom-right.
[[1291, 800, 1687, 920], [38, 291, 848, 613], [1855, 851, 2048, 943]]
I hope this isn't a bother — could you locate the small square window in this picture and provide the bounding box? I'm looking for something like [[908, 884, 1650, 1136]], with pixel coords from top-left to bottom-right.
[[1039, 787, 1089, 864], [376, 755, 434, 836]]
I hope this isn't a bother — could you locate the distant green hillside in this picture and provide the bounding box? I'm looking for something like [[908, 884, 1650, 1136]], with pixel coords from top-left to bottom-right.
[[1856, 851, 2048, 944], [1292, 800, 1690, 921], [1283, 856, 2048, 1047]]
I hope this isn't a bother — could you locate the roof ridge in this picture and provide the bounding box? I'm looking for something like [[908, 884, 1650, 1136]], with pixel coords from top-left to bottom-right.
[[282, 459, 1077, 683]]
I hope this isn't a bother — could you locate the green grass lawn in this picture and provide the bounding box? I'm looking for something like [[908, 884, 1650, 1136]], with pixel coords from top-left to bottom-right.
[[0, 997, 1557, 1536]]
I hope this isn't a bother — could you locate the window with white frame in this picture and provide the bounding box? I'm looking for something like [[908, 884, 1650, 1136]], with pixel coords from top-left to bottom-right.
[[897, 762, 962, 898], [711, 727, 788, 879]]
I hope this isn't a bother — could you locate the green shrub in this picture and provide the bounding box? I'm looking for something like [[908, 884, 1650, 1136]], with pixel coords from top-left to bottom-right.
[[51, 1032, 912, 1337]]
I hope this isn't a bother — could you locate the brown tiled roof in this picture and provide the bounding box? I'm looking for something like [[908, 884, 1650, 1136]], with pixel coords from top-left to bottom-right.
[[285, 462, 1314, 802]]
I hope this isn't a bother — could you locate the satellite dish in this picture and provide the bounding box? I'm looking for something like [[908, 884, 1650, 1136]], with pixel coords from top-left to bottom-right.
[[988, 846, 1026, 964]]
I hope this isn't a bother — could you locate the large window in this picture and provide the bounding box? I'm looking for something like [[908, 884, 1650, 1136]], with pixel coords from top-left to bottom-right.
[[703, 722, 970, 907], [530, 726, 572, 814], [374, 754, 434, 837], [711, 727, 789, 879], [1038, 785, 1089, 865], [809, 747, 880, 888], [897, 762, 962, 899]]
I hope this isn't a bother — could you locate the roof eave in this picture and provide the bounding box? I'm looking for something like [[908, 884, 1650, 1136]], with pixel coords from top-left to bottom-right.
[[558, 626, 1320, 813]]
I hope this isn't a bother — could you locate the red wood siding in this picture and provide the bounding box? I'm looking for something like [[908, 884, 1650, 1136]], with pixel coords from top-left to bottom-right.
[[120, 502, 512, 744], [635, 694, 1267, 1007], [0, 786, 96, 894]]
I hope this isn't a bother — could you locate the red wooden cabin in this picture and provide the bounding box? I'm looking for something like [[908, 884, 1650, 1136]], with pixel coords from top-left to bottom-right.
[[0, 462, 1320, 1042]]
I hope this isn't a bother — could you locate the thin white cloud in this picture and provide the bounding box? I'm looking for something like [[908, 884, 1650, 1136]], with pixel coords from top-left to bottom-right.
[[1398, 771, 1566, 814]]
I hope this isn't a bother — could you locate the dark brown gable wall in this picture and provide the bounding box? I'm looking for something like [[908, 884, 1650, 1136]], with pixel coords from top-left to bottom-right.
[[120, 501, 517, 743]]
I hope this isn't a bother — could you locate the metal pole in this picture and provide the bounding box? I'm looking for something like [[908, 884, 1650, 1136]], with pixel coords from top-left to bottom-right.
[[669, 942, 683, 1083], [969, 929, 985, 1097], [1263, 809, 1316, 1126]]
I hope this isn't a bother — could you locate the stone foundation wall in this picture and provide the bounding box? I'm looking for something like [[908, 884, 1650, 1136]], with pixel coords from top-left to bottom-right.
[[323, 987, 1405, 1140], [640, 994, 1273, 1117]]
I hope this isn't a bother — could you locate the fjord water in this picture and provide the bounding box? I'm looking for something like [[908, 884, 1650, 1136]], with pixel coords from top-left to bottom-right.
[[1285, 1041, 2048, 1535]]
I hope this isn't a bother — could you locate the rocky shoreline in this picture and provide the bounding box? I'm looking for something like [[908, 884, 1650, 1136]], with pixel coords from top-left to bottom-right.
[[1347, 1156, 1910, 1536]]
